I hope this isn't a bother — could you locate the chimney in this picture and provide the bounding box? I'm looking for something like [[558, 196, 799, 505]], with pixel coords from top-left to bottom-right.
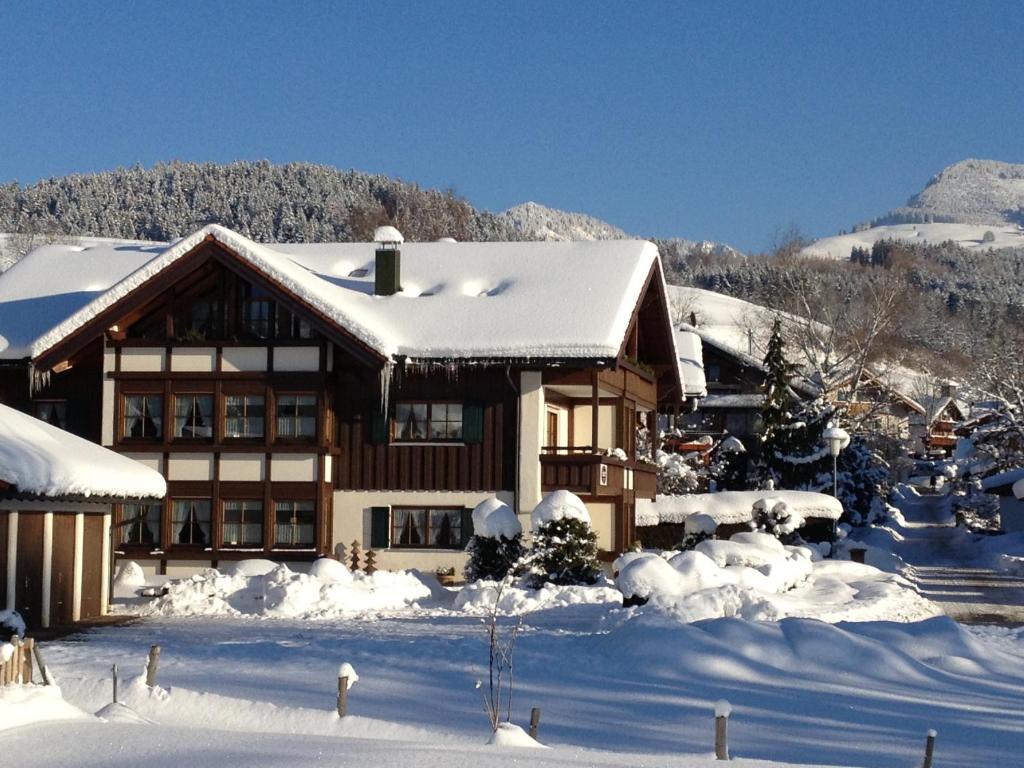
[[373, 226, 404, 296]]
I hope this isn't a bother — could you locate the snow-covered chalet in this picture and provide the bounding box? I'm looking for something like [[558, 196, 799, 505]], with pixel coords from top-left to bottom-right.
[[0, 225, 690, 578]]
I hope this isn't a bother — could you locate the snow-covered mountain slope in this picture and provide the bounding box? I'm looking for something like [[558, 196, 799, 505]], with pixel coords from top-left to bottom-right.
[[802, 221, 1024, 260], [871, 158, 1024, 227], [498, 201, 630, 241]]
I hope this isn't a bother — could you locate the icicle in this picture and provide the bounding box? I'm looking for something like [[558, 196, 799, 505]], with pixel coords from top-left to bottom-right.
[[379, 360, 394, 414], [29, 362, 50, 395]]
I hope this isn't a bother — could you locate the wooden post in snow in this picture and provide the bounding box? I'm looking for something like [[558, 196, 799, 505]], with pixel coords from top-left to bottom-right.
[[33, 642, 50, 685], [529, 707, 541, 740], [146, 645, 161, 687], [923, 729, 937, 768], [337, 675, 349, 718], [112, 664, 118, 704], [714, 700, 731, 760]]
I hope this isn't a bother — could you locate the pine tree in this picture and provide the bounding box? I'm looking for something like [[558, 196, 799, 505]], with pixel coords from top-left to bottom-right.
[[528, 518, 601, 588]]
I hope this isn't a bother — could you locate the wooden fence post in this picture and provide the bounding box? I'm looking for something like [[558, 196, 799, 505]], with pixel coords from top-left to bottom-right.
[[350, 540, 362, 572], [923, 729, 937, 768], [21, 638, 34, 684], [33, 642, 50, 685], [146, 645, 161, 687], [112, 664, 119, 704], [337, 675, 349, 718], [364, 550, 377, 575], [714, 700, 731, 760], [529, 707, 541, 740]]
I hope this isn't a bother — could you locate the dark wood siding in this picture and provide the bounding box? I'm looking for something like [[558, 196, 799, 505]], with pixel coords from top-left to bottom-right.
[[0, 513, 7, 609], [15, 514, 44, 630], [334, 367, 515, 492], [81, 515, 105, 619], [50, 513, 76, 627]]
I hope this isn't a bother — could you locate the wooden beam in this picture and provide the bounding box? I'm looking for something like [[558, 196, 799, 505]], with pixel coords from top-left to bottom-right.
[[591, 370, 599, 453]]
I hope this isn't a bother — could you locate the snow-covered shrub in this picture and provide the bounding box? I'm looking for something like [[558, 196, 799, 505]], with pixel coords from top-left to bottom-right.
[[680, 512, 717, 550], [710, 436, 751, 491], [465, 498, 525, 582], [836, 437, 891, 526], [528, 491, 601, 588], [0, 608, 25, 638], [655, 450, 701, 495], [750, 497, 805, 542]]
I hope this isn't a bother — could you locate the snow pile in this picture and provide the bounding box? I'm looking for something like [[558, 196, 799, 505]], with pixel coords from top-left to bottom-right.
[[0, 684, 90, 732], [636, 490, 842, 527], [139, 561, 433, 618], [531, 490, 591, 529], [94, 701, 154, 724], [684, 513, 717, 537], [0, 403, 167, 499], [616, 532, 937, 624], [472, 498, 522, 540], [454, 579, 620, 615], [113, 561, 147, 592], [486, 722, 545, 748]]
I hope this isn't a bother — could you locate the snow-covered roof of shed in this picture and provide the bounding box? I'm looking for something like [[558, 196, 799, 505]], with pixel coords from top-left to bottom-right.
[[636, 490, 843, 527], [981, 467, 1024, 492], [0, 403, 167, 499], [675, 329, 707, 398], [9, 225, 663, 363]]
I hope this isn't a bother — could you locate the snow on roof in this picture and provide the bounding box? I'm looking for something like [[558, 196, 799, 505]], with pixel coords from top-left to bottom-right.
[[0, 403, 166, 499], [8, 225, 664, 364], [636, 490, 843, 527], [981, 467, 1024, 491], [701, 393, 764, 409], [675, 329, 707, 398], [372, 225, 404, 244]]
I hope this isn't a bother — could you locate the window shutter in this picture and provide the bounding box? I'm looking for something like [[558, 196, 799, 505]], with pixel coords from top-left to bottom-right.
[[462, 402, 484, 444], [460, 507, 474, 548], [370, 507, 390, 549], [369, 410, 389, 445]]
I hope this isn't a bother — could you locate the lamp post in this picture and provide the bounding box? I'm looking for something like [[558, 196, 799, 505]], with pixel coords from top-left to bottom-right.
[[823, 423, 851, 498]]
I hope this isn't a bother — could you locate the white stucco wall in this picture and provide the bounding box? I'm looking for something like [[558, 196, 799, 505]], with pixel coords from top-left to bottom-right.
[[519, 371, 544, 515]]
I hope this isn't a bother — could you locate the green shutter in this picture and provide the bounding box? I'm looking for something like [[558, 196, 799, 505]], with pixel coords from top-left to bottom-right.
[[462, 402, 483, 444], [369, 410, 389, 445], [460, 507, 474, 548], [370, 507, 391, 549]]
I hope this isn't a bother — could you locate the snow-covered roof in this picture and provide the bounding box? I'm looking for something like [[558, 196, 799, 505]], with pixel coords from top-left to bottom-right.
[[636, 490, 843, 527], [700, 393, 764, 409], [3, 225, 667, 365], [0, 403, 167, 499], [675, 329, 706, 398], [981, 467, 1024, 492]]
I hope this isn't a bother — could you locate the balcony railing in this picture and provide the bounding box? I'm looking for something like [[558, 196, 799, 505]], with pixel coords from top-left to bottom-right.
[[540, 447, 657, 501]]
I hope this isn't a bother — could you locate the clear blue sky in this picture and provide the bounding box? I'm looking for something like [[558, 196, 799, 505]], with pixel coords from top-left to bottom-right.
[[2, 1, 1022, 251]]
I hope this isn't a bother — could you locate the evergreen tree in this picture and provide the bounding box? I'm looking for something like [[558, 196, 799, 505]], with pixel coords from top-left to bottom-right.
[[528, 517, 601, 588], [464, 533, 525, 583]]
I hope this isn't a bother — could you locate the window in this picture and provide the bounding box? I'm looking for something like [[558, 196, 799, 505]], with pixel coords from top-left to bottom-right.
[[120, 502, 162, 546], [175, 293, 221, 340], [34, 400, 67, 430], [171, 499, 211, 546], [274, 501, 315, 547], [174, 394, 214, 439], [707, 363, 722, 383], [222, 500, 264, 547], [123, 394, 163, 439], [394, 402, 462, 442], [241, 283, 273, 339], [225, 394, 265, 438], [276, 307, 313, 340], [391, 508, 462, 549], [276, 394, 316, 439]]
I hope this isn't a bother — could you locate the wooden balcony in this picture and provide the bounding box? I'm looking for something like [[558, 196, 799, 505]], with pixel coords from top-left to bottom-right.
[[540, 447, 657, 501]]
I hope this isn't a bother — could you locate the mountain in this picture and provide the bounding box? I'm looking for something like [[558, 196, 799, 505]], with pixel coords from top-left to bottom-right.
[[498, 201, 630, 241], [866, 158, 1024, 228]]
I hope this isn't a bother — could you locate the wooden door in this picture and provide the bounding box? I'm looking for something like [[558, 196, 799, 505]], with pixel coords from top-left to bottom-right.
[[0, 513, 8, 610], [546, 409, 559, 449], [15, 514, 44, 630], [50, 514, 76, 627], [80, 515, 105, 620]]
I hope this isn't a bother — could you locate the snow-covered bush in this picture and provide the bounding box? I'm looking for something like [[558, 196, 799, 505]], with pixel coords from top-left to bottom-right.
[[709, 436, 751, 491], [750, 497, 805, 542], [836, 437, 891, 526], [465, 498, 525, 582], [655, 450, 701, 495], [681, 512, 717, 550], [528, 491, 601, 588]]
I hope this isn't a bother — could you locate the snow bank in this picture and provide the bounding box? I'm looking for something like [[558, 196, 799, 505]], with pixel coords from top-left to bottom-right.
[[487, 722, 545, 748], [472, 498, 522, 540], [0, 684, 90, 732], [140, 562, 432, 619], [636, 490, 842, 527], [615, 532, 936, 624], [454, 580, 620, 615], [0, 403, 166, 499], [113, 561, 147, 591], [531, 490, 591, 529]]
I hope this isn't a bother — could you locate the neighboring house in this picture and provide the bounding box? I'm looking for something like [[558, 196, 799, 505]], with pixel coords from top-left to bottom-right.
[[0, 225, 683, 576], [981, 468, 1024, 533], [0, 403, 166, 630], [828, 369, 926, 444]]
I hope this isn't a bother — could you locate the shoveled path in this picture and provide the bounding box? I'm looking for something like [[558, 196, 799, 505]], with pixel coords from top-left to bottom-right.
[[899, 491, 1024, 626]]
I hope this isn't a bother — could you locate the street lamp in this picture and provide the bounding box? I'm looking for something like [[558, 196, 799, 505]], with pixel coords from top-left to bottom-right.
[[823, 423, 851, 498]]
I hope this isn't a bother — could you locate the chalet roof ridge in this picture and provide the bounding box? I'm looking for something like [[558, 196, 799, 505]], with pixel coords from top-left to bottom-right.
[[11, 225, 670, 369]]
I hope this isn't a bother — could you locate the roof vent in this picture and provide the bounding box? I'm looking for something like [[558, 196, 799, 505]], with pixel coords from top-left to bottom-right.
[[373, 226, 403, 296]]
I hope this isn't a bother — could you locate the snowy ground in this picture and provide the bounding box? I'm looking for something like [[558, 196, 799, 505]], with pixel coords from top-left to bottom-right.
[[801, 221, 1024, 260]]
